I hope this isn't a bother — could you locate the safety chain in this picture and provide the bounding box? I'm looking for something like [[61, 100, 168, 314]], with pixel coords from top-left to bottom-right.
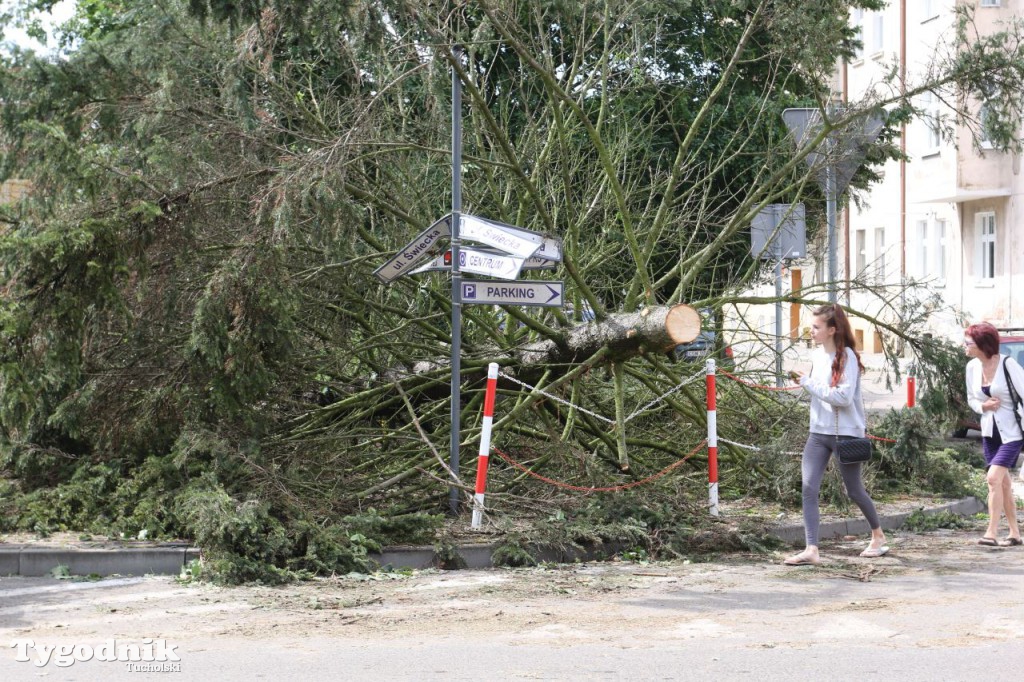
[[497, 368, 705, 426], [719, 370, 801, 392], [622, 369, 706, 423], [719, 438, 762, 452], [717, 371, 899, 445], [498, 371, 615, 424], [492, 440, 707, 493]]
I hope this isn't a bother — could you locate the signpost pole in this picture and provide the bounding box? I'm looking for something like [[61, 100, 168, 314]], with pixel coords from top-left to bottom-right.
[[826, 161, 838, 303], [449, 49, 463, 516], [774, 229, 784, 388]]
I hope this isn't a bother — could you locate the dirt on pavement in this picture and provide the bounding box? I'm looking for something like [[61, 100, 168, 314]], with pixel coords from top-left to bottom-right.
[[2, 519, 1020, 645]]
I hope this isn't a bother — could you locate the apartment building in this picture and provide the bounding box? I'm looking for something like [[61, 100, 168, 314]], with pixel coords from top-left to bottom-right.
[[842, 0, 1023, 351]]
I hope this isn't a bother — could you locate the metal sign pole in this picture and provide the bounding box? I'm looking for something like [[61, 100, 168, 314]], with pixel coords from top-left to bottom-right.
[[775, 233, 784, 388], [826, 161, 838, 303], [449, 49, 463, 516]]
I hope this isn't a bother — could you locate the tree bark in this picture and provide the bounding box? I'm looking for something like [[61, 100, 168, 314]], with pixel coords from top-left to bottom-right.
[[512, 304, 701, 366]]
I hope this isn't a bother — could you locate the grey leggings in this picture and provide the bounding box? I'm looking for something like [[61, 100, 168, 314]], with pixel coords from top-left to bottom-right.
[[801, 432, 881, 546]]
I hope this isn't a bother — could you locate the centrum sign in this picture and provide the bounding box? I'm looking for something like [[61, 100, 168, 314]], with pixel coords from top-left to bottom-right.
[[456, 247, 524, 280], [373, 215, 451, 283], [409, 248, 556, 275], [461, 279, 564, 307]]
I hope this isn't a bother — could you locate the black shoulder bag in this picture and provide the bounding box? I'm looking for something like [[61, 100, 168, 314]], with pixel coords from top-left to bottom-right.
[[1003, 358, 1024, 434], [834, 373, 871, 464]]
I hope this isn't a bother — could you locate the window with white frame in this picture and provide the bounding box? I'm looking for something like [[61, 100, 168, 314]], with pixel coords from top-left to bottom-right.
[[935, 219, 947, 282], [980, 0, 1001, 7], [921, 0, 939, 21], [977, 212, 996, 281], [852, 8, 865, 60], [873, 227, 886, 283], [916, 220, 929, 278], [979, 101, 995, 149], [921, 91, 941, 154], [914, 217, 948, 282], [870, 11, 884, 53], [855, 229, 867, 277]]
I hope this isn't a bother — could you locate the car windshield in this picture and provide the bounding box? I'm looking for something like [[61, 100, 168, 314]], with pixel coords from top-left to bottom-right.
[[1003, 339, 1024, 367]]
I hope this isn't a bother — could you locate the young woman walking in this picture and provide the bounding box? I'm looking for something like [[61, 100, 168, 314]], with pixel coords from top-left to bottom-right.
[[784, 304, 887, 566]]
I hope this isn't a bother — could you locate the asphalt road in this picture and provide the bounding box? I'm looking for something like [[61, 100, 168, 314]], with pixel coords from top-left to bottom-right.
[[2, 527, 1023, 681]]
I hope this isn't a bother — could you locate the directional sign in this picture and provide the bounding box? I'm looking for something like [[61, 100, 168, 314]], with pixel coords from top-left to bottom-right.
[[373, 215, 452, 283], [461, 280, 564, 307], [456, 246, 525, 280], [409, 249, 557, 275], [460, 215, 542, 259], [462, 215, 563, 262]]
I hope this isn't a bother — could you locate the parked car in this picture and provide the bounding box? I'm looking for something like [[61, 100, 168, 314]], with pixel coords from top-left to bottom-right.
[[953, 327, 1024, 437], [673, 330, 735, 367]]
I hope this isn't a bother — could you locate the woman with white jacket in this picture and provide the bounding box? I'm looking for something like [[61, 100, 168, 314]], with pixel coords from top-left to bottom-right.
[[784, 304, 887, 566], [964, 322, 1024, 547]]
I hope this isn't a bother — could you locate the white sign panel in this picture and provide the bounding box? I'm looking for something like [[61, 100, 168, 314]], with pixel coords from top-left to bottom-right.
[[373, 215, 452, 283], [460, 215, 542, 259], [409, 249, 556, 275], [461, 280, 564, 307], [458, 247, 525, 280], [463, 215, 563, 262]]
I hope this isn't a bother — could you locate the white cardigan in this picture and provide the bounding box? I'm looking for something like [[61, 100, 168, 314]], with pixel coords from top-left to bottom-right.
[[799, 347, 866, 438], [966, 355, 1024, 442]]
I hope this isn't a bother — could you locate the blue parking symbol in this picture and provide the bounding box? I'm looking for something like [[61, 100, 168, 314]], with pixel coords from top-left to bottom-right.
[[463, 284, 476, 299]]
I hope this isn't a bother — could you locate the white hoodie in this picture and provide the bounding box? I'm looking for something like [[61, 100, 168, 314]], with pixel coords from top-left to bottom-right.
[[799, 346, 866, 437]]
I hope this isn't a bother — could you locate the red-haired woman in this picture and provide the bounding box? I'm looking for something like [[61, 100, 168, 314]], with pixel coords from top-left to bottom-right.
[[784, 304, 887, 566], [965, 322, 1024, 547]]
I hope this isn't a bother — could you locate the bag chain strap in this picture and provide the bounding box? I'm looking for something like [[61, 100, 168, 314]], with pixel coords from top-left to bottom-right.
[[1004, 358, 1024, 432]]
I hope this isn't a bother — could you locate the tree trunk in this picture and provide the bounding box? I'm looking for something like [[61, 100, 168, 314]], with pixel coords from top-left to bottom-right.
[[513, 304, 701, 366]]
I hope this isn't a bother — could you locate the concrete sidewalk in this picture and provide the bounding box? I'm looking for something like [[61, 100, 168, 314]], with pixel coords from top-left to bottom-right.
[[0, 495, 989, 576]]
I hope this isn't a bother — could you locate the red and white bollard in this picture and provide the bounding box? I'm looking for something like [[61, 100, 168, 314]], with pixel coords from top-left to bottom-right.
[[706, 358, 719, 516], [471, 363, 499, 529]]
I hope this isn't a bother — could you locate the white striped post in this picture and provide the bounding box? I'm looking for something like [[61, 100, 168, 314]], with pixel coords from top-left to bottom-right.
[[471, 362, 500, 529], [706, 358, 719, 516]]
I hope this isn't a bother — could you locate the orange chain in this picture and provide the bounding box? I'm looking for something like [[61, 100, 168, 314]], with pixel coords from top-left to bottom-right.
[[719, 370, 801, 391], [718, 371, 898, 443]]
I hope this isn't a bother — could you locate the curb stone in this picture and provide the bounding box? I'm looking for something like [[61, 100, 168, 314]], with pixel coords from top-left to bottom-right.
[[768, 496, 986, 545], [0, 497, 986, 576], [0, 545, 201, 578]]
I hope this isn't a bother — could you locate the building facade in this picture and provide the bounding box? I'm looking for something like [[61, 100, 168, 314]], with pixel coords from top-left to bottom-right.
[[843, 0, 1023, 351]]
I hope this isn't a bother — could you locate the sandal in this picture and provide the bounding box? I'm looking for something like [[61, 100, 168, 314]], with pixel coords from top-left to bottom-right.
[[783, 553, 820, 566], [978, 537, 999, 546], [998, 537, 1023, 547], [860, 545, 889, 558]]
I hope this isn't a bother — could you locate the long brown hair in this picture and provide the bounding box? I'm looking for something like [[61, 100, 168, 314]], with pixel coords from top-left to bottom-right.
[[812, 304, 864, 386]]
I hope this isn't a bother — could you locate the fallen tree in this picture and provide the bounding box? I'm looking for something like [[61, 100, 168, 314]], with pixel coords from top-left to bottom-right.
[[1, 0, 1023, 581]]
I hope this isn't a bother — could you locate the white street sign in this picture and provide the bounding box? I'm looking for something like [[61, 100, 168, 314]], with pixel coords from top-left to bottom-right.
[[409, 249, 556, 275], [463, 215, 563, 262], [457, 247, 525, 280], [460, 215, 542, 259], [374, 215, 452, 283], [461, 280, 564, 307], [531, 236, 563, 263]]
